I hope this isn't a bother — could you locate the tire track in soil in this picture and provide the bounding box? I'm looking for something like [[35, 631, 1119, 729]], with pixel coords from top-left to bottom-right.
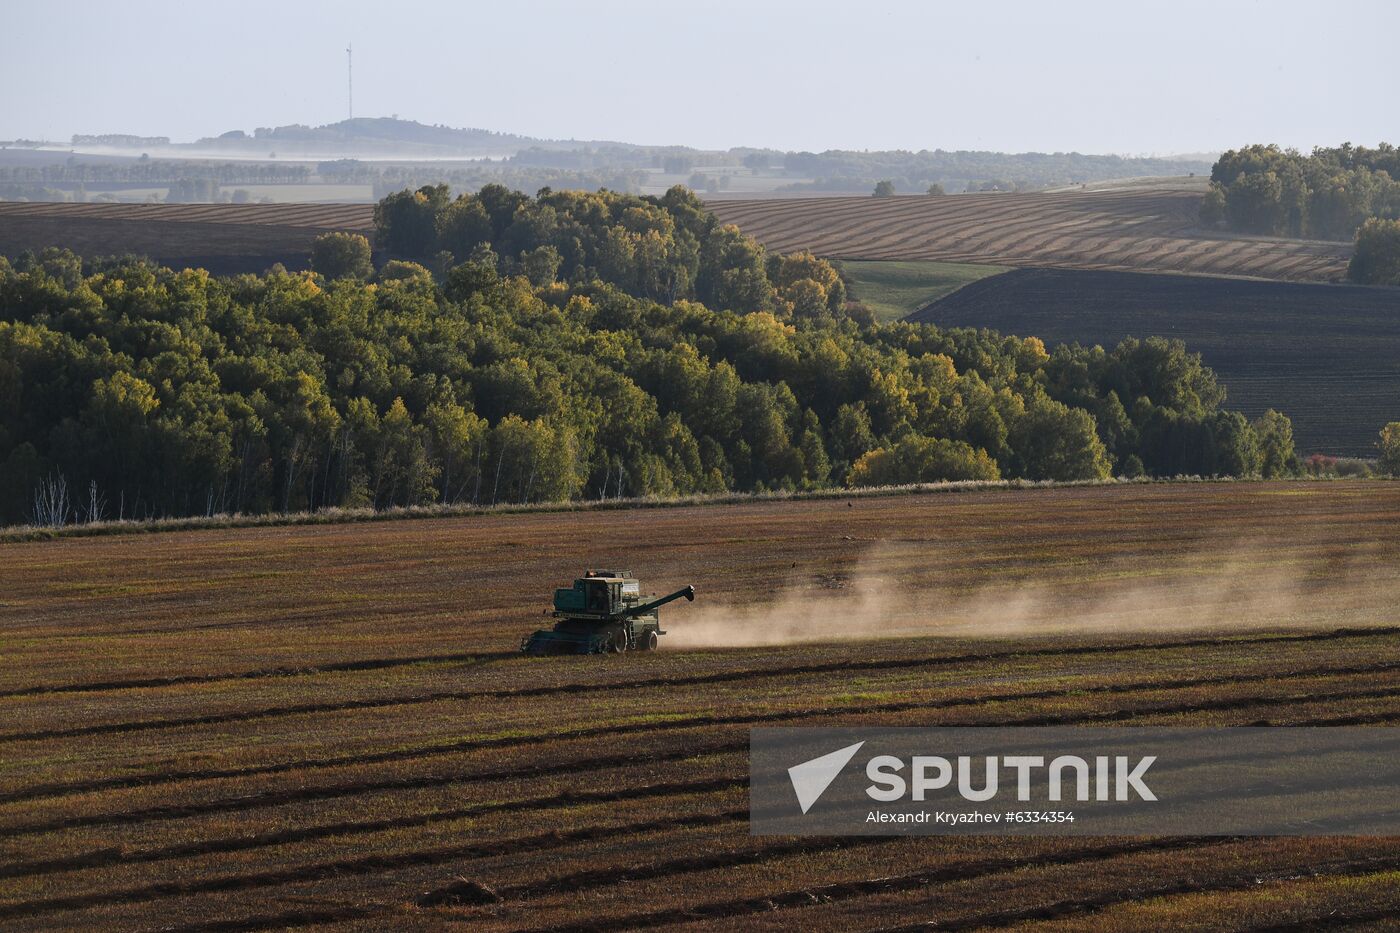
[[5, 626, 1394, 746], [0, 804, 752, 921], [0, 780, 750, 880], [867, 854, 1400, 932], [9, 705, 1396, 882], [0, 650, 519, 700], [49, 839, 1236, 932], [1244, 906, 1400, 932], [3, 672, 1396, 839], [513, 837, 1242, 933], [6, 641, 1395, 807]]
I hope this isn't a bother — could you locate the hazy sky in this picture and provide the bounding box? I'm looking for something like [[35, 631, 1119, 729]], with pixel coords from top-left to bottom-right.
[[4, 0, 1396, 155]]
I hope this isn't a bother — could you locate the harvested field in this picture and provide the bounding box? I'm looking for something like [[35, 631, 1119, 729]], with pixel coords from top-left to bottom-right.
[[909, 268, 1400, 458], [0, 202, 374, 275], [708, 188, 1352, 283], [2, 482, 1399, 930], [0, 189, 1354, 285]]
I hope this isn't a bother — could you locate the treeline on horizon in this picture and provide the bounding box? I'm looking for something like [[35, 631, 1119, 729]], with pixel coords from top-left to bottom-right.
[[3, 116, 1214, 204], [0, 185, 1301, 528], [0, 157, 643, 206]]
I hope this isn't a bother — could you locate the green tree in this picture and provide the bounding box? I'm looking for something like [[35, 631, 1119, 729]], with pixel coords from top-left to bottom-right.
[[1200, 184, 1227, 226], [872, 180, 896, 198], [1009, 395, 1112, 481], [1254, 409, 1298, 478], [373, 184, 448, 257], [1348, 218, 1400, 285], [847, 435, 999, 486], [424, 399, 488, 504], [373, 397, 439, 508], [1226, 170, 1285, 234], [487, 415, 583, 504], [310, 232, 373, 282], [435, 196, 493, 263], [828, 403, 876, 468], [518, 245, 563, 287], [1207, 411, 1261, 477]]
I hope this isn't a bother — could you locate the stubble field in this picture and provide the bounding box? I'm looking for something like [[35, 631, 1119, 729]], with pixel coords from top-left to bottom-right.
[[2, 482, 1399, 931], [1, 186, 1354, 284], [0, 203, 375, 275], [708, 188, 1352, 283]]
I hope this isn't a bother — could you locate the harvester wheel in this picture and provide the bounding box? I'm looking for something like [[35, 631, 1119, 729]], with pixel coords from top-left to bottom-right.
[[608, 631, 627, 653], [640, 630, 658, 651]]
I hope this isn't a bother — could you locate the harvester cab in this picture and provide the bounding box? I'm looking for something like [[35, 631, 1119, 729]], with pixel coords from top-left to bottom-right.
[[521, 570, 695, 655]]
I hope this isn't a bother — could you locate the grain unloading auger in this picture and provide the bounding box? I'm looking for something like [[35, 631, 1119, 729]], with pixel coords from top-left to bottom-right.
[[521, 570, 695, 655]]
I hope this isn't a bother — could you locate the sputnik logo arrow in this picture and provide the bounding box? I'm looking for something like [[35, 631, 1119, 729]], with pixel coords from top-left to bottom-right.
[[788, 741, 865, 813]]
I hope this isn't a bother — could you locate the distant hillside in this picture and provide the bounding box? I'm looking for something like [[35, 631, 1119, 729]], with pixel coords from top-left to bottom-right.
[[188, 117, 618, 157], [17, 121, 1229, 202]]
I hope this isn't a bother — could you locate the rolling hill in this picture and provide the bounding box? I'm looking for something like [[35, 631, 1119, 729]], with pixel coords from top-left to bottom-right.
[[909, 268, 1400, 457]]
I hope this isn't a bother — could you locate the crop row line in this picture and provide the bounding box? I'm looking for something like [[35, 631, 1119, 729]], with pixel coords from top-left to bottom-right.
[[0, 650, 517, 700], [3, 674, 1396, 839], [0, 778, 748, 880], [5, 626, 1394, 747], [517, 837, 1240, 933], [11, 707, 1396, 882], [0, 798, 748, 919], [867, 853, 1400, 932]]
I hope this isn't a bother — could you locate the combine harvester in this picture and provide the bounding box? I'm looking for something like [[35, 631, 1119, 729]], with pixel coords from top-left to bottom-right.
[[522, 570, 695, 655]]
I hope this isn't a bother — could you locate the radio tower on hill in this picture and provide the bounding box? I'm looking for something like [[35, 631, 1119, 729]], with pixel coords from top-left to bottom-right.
[[346, 43, 353, 121]]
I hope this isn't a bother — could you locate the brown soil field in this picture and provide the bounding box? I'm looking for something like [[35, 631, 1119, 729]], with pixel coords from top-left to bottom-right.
[[2, 482, 1399, 930], [0, 203, 374, 275], [1, 189, 1353, 283], [707, 188, 1352, 283]]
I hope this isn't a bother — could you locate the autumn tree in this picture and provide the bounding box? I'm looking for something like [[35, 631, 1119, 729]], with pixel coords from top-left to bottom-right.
[[1378, 422, 1400, 476]]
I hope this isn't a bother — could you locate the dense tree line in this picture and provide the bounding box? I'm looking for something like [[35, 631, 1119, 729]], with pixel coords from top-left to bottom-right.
[[1202, 143, 1400, 242], [1349, 218, 1400, 286], [373, 184, 852, 319], [0, 160, 313, 187], [71, 134, 172, 147], [0, 187, 1295, 527], [779, 150, 1212, 196]]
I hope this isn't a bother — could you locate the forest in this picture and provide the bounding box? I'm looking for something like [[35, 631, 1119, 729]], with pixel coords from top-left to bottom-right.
[[1203, 143, 1400, 242], [0, 185, 1297, 527], [776, 149, 1211, 194]]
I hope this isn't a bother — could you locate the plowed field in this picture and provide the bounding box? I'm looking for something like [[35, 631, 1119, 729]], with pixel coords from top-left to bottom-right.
[[708, 188, 1352, 283], [3, 482, 1399, 930], [910, 268, 1400, 458]]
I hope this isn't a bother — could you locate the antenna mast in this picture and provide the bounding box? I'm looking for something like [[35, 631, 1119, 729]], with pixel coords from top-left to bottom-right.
[[346, 43, 353, 120]]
